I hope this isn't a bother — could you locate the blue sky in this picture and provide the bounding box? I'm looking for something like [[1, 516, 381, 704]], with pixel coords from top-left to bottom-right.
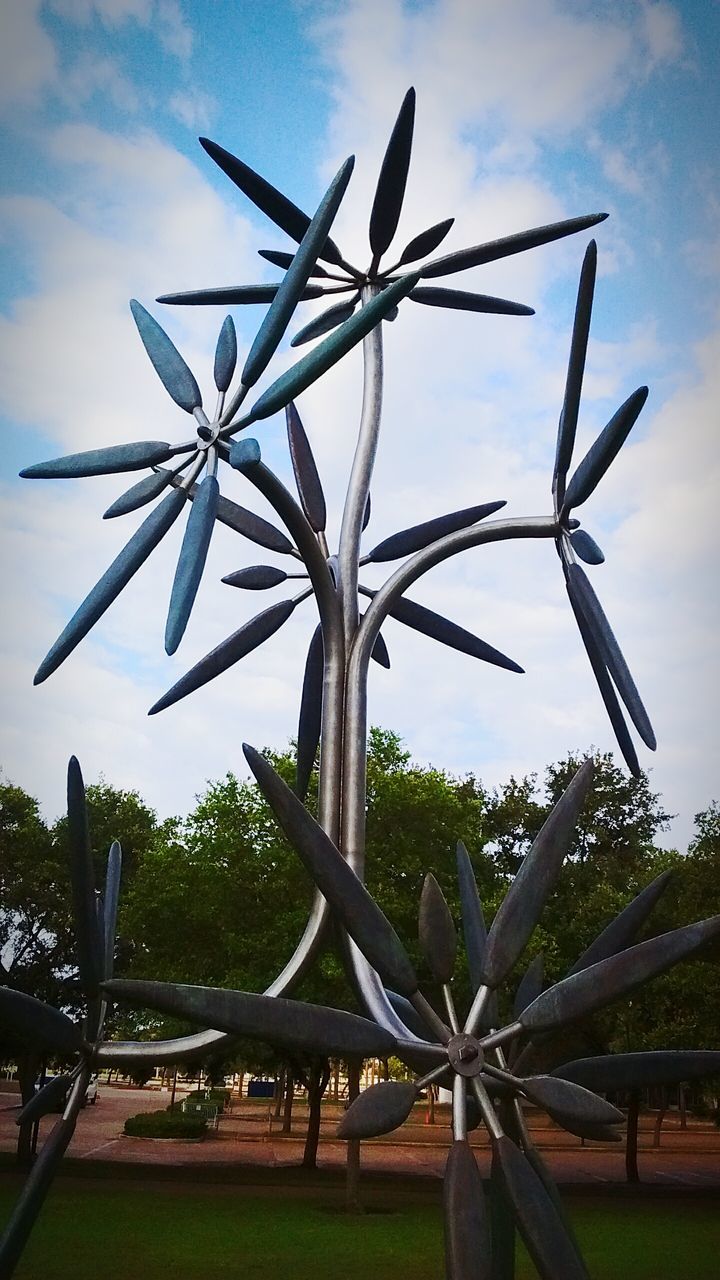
[[1, 0, 718, 847]]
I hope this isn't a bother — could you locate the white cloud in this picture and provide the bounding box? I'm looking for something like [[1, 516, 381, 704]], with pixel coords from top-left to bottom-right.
[[48, 0, 193, 58], [639, 1, 685, 69], [168, 86, 215, 131], [0, 1, 57, 112]]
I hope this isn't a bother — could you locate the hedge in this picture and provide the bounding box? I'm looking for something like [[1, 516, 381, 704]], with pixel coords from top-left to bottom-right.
[[124, 1109, 207, 1139]]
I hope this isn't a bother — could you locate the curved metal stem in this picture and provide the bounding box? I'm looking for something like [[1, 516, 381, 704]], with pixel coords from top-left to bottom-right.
[[452, 1072, 468, 1142]]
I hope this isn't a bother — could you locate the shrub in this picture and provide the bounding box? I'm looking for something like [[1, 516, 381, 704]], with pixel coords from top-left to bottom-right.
[[124, 1109, 207, 1139]]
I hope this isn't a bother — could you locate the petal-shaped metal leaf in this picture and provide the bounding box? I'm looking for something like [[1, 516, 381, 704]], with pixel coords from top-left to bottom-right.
[[222, 565, 289, 590], [410, 287, 534, 316], [553, 241, 597, 502], [34, 488, 187, 685], [337, 1081, 417, 1139], [362, 492, 371, 531], [165, 474, 219, 654], [130, 300, 201, 412], [103, 840, 122, 981], [481, 760, 594, 988], [199, 137, 344, 266], [296, 624, 323, 801], [565, 577, 640, 777], [367, 500, 506, 562], [370, 628, 390, 669], [243, 745, 418, 996], [570, 529, 604, 565], [566, 562, 656, 750], [291, 298, 358, 347], [0, 1112, 78, 1278], [554, 1051, 720, 1093], [421, 213, 607, 280], [567, 869, 673, 976], [419, 872, 457, 984], [242, 157, 355, 389], [67, 755, 103, 994], [519, 1075, 623, 1132], [258, 248, 330, 278], [520, 1142, 587, 1263], [388, 594, 523, 674], [166, 470, 294, 553], [158, 284, 325, 306], [247, 272, 419, 422], [455, 841, 499, 1026], [384, 989, 438, 1040], [513, 953, 544, 1019], [369, 87, 415, 258], [286, 402, 326, 532], [21, 441, 173, 480], [520, 915, 720, 1035], [0, 988, 82, 1055], [214, 315, 237, 392], [16, 1074, 72, 1127], [444, 1139, 492, 1280], [103, 469, 173, 519], [564, 387, 648, 512], [496, 1135, 590, 1280], [103, 979, 397, 1059], [397, 217, 454, 267], [150, 598, 296, 714]]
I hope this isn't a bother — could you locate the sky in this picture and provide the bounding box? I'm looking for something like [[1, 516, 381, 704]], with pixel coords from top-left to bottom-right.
[[0, 0, 718, 849]]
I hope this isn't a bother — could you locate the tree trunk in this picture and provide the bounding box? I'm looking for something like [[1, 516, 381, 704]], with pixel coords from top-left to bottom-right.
[[381, 1058, 389, 1082], [16, 1050, 40, 1169], [652, 1089, 667, 1148], [282, 1069, 294, 1134], [274, 1069, 285, 1119], [237, 1071, 244, 1100], [345, 1059, 363, 1213], [679, 1084, 687, 1129], [426, 1083, 436, 1125], [626, 1090, 640, 1183], [302, 1057, 330, 1169]]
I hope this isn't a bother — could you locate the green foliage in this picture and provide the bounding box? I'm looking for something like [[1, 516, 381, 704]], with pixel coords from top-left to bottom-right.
[[123, 1108, 207, 1138]]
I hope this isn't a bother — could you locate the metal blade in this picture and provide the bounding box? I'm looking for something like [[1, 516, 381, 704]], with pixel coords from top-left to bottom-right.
[[481, 760, 594, 987], [521, 915, 720, 1035], [513, 953, 544, 1018], [366, 500, 506, 563], [103, 839, 122, 981], [369, 87, 415, 258], [291, 299, 357, 347], [0, 1111, 78, 1278], [243, 745, 418, 996], [67, 755, 103, 994], [496, 1135, 590, 1279], [421, 213, 607, 279], [553, 240, 597, 502], [104, 979, 397, 1060], [0, 988, 82, 1055], [455, 841, 499, 1026], [444, 1139, 493, 1280], [568, 869, 673, 976], [130, 300, 201, 412], [565, 575, 640, 776], [295, 624, 323, 801], [564, 387, 648, 512], [222, 565, 289, 590], [286, 402, 326, 531], [387, 594, 523, 674], [419, 872, 457, 984], [34, 488, 187, 685], [337, 1081, 417, 1139], [150, 599, 296, 714], [213, 315, 237, 392], [554, 1050, 720, 1093], [519, 1075, 623, 1131], [396, 217, 454, 267], [570, 528, 604, 565], [21, 440, 173, 480], [158, 284, 325, 306], [258, 248, 330, 277], [103, 469, 173, 519], [410, 287, 533, 316], [165, 474, 219, 654], [16, 1074, 71, 1127], [165, 470, 295, 553]]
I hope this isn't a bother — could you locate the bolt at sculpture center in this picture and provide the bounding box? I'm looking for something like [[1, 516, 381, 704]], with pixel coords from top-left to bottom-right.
[[3, 86, 720, 1280]]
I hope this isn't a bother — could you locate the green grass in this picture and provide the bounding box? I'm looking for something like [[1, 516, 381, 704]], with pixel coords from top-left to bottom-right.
[[1, 1178, 718, 1278]]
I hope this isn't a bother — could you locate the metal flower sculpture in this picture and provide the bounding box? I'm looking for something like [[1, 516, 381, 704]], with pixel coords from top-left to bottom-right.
[[5, 87, 720, 1280]]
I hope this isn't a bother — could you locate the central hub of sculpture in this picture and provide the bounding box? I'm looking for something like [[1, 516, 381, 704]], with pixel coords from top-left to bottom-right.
[[448, 1032, 484, 1077]]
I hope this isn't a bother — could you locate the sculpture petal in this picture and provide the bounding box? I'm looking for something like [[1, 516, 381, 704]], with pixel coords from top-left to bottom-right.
[[67, 755, 103, 995], [258, 248, 329, 278], [421, 213, 607, 279], [247, 273, 419, 422], [295, 624, 323, 801], [242, 157, 355, 388], [165, 474, 219, 654], [103, 469, 173, 519], [520, 915, 720, 1034], [370, 628, 391, 669], [553, 241, 596, 503], [149, 599, 296, 714], [214, 315, 237, 392], [243, 745, 418, 996], [367, 500, 506, 562], [419, 872, 457, 984], [16, 1074, 72, 1127], [199, 137, 345, 266], [569, 528, 604, 565], [565, 577, 640, 776], [369, 87, 416, 258], [480, 761, 595, 988], [410, 287, 534, 316], [0, 1112, 79, 1277], [396, 218, 454, 267], [337, 1081, 417, 1139], [496, 1136, 590, 1280], [103, 840, 122, 981], [444, 1139, 493, 1280], [455, 841, 499, 1026], [291, 299, 358, 347], [387, 594, 523, 674], [518, 1075, 623, 1132], [563, 387, 648, 512], [129, 300, 201, 412], [166, 470, 294, 553], [567, 869, 673, 976], [513, 952, 544, 1018], [21, 441, 173, 480], [554, 1051, 720, 1092], [0, 988, 83, 1055], [286, 402, 326, 532], [158, 284, 325, 306], [104, 980, 397, 1060], [34, 489, 187, 684], [222, 566, 289, 590]]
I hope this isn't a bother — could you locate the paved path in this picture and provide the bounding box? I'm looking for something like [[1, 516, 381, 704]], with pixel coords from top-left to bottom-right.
[[2, 1087, 719, 1187]]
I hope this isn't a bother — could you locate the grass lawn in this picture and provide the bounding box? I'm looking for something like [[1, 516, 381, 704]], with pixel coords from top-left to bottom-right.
[[1, 1177, 718, 1278]]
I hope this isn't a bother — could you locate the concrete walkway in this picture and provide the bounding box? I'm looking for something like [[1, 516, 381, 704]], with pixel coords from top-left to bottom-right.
[[2, 1086, 719, 1188]]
